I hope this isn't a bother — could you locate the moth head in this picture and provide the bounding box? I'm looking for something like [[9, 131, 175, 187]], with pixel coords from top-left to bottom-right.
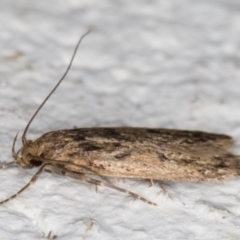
[[13, 134, 43, 169]]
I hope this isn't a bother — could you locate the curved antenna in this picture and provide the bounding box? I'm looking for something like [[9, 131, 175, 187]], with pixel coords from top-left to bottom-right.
[[0, 132, 19, 169], [22, 30, 91, 144], [12, 132, 19, 159]]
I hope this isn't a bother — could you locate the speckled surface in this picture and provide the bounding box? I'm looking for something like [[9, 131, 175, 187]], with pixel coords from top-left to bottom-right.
[[1, 1, 240, 239]]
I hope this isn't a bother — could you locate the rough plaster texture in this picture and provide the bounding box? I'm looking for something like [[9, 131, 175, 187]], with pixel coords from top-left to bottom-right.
[[0, 1, 240, 239]]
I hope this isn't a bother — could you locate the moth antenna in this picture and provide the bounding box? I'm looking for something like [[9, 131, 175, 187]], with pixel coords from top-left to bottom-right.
[[0, 164, 47, 204], [0, 132, 19, 169], [12, 132, 19, 159], [21, 30, 91, 144]]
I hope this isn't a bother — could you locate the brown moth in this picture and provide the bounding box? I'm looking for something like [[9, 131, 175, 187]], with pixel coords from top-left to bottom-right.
[[1, 31, 240, 206]]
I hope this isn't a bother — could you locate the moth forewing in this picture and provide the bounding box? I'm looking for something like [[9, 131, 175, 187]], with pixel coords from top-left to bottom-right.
[[33, 128, 240, 182]]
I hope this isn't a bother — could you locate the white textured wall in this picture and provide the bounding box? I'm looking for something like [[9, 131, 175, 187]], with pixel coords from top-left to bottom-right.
[[0, 1, 240, 239]]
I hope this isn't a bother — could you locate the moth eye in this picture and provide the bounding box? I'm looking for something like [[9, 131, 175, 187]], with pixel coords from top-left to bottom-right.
[[30, 159, 43, 167]]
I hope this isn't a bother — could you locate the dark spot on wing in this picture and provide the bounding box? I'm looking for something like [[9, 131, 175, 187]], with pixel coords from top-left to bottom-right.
[[147, 129, 161, 134], [55, 143, 66, 149], [158, 153, 168, 162], [68, 152, 80, 158], [100, 128, 137, 142], [216, 162, 229, 168], [112, 142, 121, 147], [72, 134, 86, 141], [114, 152, 131, 160], [78, 142, 102, 151], [103, 128, 120, 136], [178, 131, 231, 143], [214, 156, 229, 168]]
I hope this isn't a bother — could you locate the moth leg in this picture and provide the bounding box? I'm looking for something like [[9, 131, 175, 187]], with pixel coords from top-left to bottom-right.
[[42, 231, 57, 240], [0, 164, 47, 204], [47, 231, 51, 239], [63, 171, 157, 206], [114, 178, 119, 185], [0, 161, 16, 169], [47, 231, 57, 240], [149, 179, 154, 186], [155, 182, 173, 200], [85, 176, 158, 206], [85, 219, 95, 232]]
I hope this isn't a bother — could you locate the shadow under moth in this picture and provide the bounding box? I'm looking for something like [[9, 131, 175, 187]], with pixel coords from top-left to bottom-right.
[[1, 31, 240, 206]]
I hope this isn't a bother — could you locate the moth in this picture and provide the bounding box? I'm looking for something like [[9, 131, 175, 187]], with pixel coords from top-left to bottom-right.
[[1, 31, 240, 206]]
